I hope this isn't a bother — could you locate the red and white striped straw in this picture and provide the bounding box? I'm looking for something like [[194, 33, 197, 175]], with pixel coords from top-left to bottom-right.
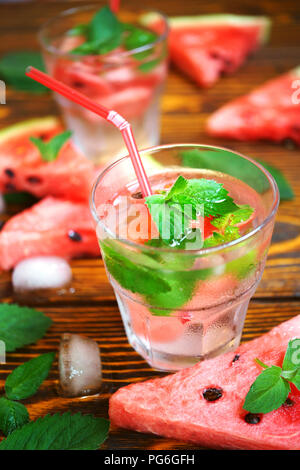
[[26, 66, 152, 197]]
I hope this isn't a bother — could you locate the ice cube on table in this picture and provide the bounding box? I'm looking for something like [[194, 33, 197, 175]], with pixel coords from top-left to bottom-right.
[[59, 333, 102, 397], [12, 256, 72, 291]]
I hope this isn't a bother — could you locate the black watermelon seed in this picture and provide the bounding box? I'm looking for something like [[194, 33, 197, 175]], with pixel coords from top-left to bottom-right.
[[73, 81, 84, 88], [68, 230, 82, 242], [284, 398, 294, 407], [131, 191, 143, 199], [244, 413, 261, 424], [232, 354, 240, 363], [0, 221, 5, 231], [5, 183, 16, 192], [38, 133, 48, 140], [4, 168, 15, 178], [203, 387, 223, 402], [27, 176, 42, 185]]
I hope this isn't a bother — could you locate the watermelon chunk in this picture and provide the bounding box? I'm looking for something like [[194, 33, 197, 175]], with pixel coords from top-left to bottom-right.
[[109, 315, 300, 450], [207, 67, 300, 146], [0, 197, 99, 270], [0, 117, 96, 202], [143, 14, 270, 87]]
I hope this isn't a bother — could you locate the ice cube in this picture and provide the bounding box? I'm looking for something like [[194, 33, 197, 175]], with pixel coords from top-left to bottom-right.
[[12, 256, 72, 291], [59, 333, 102, 397]]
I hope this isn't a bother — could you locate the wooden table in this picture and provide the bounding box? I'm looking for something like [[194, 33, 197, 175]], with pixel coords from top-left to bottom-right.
[[0, 0, 299, 450]]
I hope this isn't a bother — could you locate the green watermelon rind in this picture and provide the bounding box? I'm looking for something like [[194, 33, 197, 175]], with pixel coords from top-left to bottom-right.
[[141, 13, 271, 45], [0, 116, 60, 144]]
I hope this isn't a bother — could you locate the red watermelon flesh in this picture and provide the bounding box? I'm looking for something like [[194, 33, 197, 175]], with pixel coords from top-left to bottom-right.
[[142, 14, 270, 87], [0, 196, 99, 270], [109, 315, 300, 450], [207, 67, 300, 145], [0, 117, 96, 202]]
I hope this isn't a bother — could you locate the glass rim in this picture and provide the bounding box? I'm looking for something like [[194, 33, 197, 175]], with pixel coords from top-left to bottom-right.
[[90, 143, 280, 256], [38, 4, 169, 61]]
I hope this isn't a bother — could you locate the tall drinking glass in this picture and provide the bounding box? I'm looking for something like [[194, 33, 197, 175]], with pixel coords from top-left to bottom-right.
[[39, 5, 168, 163], [90, 144, 279, 371]]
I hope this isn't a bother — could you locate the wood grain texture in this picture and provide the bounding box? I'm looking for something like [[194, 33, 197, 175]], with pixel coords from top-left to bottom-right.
[[0, 0, 300, 450]]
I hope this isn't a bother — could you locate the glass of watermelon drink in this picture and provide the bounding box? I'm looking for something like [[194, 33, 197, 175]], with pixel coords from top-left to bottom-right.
[[39, 5, 168, 163], [90, 144, 279, 371]]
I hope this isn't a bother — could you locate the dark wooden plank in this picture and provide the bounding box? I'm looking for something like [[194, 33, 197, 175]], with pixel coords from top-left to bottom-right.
[[0, 0, 300, 450], [0, 300, 298, 449]]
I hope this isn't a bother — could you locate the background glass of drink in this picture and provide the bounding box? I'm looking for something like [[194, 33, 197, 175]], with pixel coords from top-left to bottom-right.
[[39, 5, 168, 163], [91, 144, 279, 371]]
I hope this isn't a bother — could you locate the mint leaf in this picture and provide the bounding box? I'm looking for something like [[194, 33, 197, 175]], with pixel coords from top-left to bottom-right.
[[67, 24, 89, 37], [180, 148, 294, 201], [204, 204, 254, 248], [5, 353, 55, 400], [72, 6, 122, 55], [258, 160, 294, 201], [243, 365, 291, 414], [170, 178, 239, 217], [212, 205, 253, 229], [225, 249, 257, 280], [0, 398, 29, 436], [165, 175, 188, 201], [89, 6, 121, 44], [145, 176, 239, 248], [101, 240, 211, 316], [124, 27, 157, 60], [102, 242, 170, 296], [282, 339, 300, 372], [30, 130, 72, 162], [0, 303, 52, 352], [0, 412, 109, 450], [281, 339, 300, 389], [203, 225, 240, 248], [0, 51, 47, 94]]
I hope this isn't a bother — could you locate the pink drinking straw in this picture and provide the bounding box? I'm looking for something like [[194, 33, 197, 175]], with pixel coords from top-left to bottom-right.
[[110, 0, 120, 14], [26, 67, 152, 197]]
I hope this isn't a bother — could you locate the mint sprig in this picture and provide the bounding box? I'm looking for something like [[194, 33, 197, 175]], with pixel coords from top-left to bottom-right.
[[0, 303, 52, 352], [29, 130, 72, 162], [243, 339, 300, 414], [145, 176, 239, 247], [0, 353, 54, 435], [0, 412, 109, 450], [69, 6, 158, 62], [203, 204, 254, 248], [5, 353, 55, 401], [0, 398, 29, 436]]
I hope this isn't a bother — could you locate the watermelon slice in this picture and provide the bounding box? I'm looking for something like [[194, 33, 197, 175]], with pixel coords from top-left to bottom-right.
[[110, 315, 300, 450], [0, 196, 99, 270], [0, 117, 96, 202], [142, 14, 270, 87], [207, 67, 300, 146]]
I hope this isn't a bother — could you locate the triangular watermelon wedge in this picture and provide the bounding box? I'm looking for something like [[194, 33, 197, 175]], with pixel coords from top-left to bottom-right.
[[142, 14, 270, 87], [207, 67, 300, 146], [0, 196, 99, 270], [0, 117, 96, 202], [109, 315, 300, 450]]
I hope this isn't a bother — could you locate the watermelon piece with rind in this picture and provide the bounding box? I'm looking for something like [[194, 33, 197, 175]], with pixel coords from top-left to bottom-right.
[[0, 117, 96, 202], [109, 314, 300, 450], [142, 13, 271, 87], [207, 67, 300, 145], [0, 196, 99, 270]]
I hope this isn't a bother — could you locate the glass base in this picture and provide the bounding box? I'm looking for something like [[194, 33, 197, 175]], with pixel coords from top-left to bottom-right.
[[115, 284, 256, 372]]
